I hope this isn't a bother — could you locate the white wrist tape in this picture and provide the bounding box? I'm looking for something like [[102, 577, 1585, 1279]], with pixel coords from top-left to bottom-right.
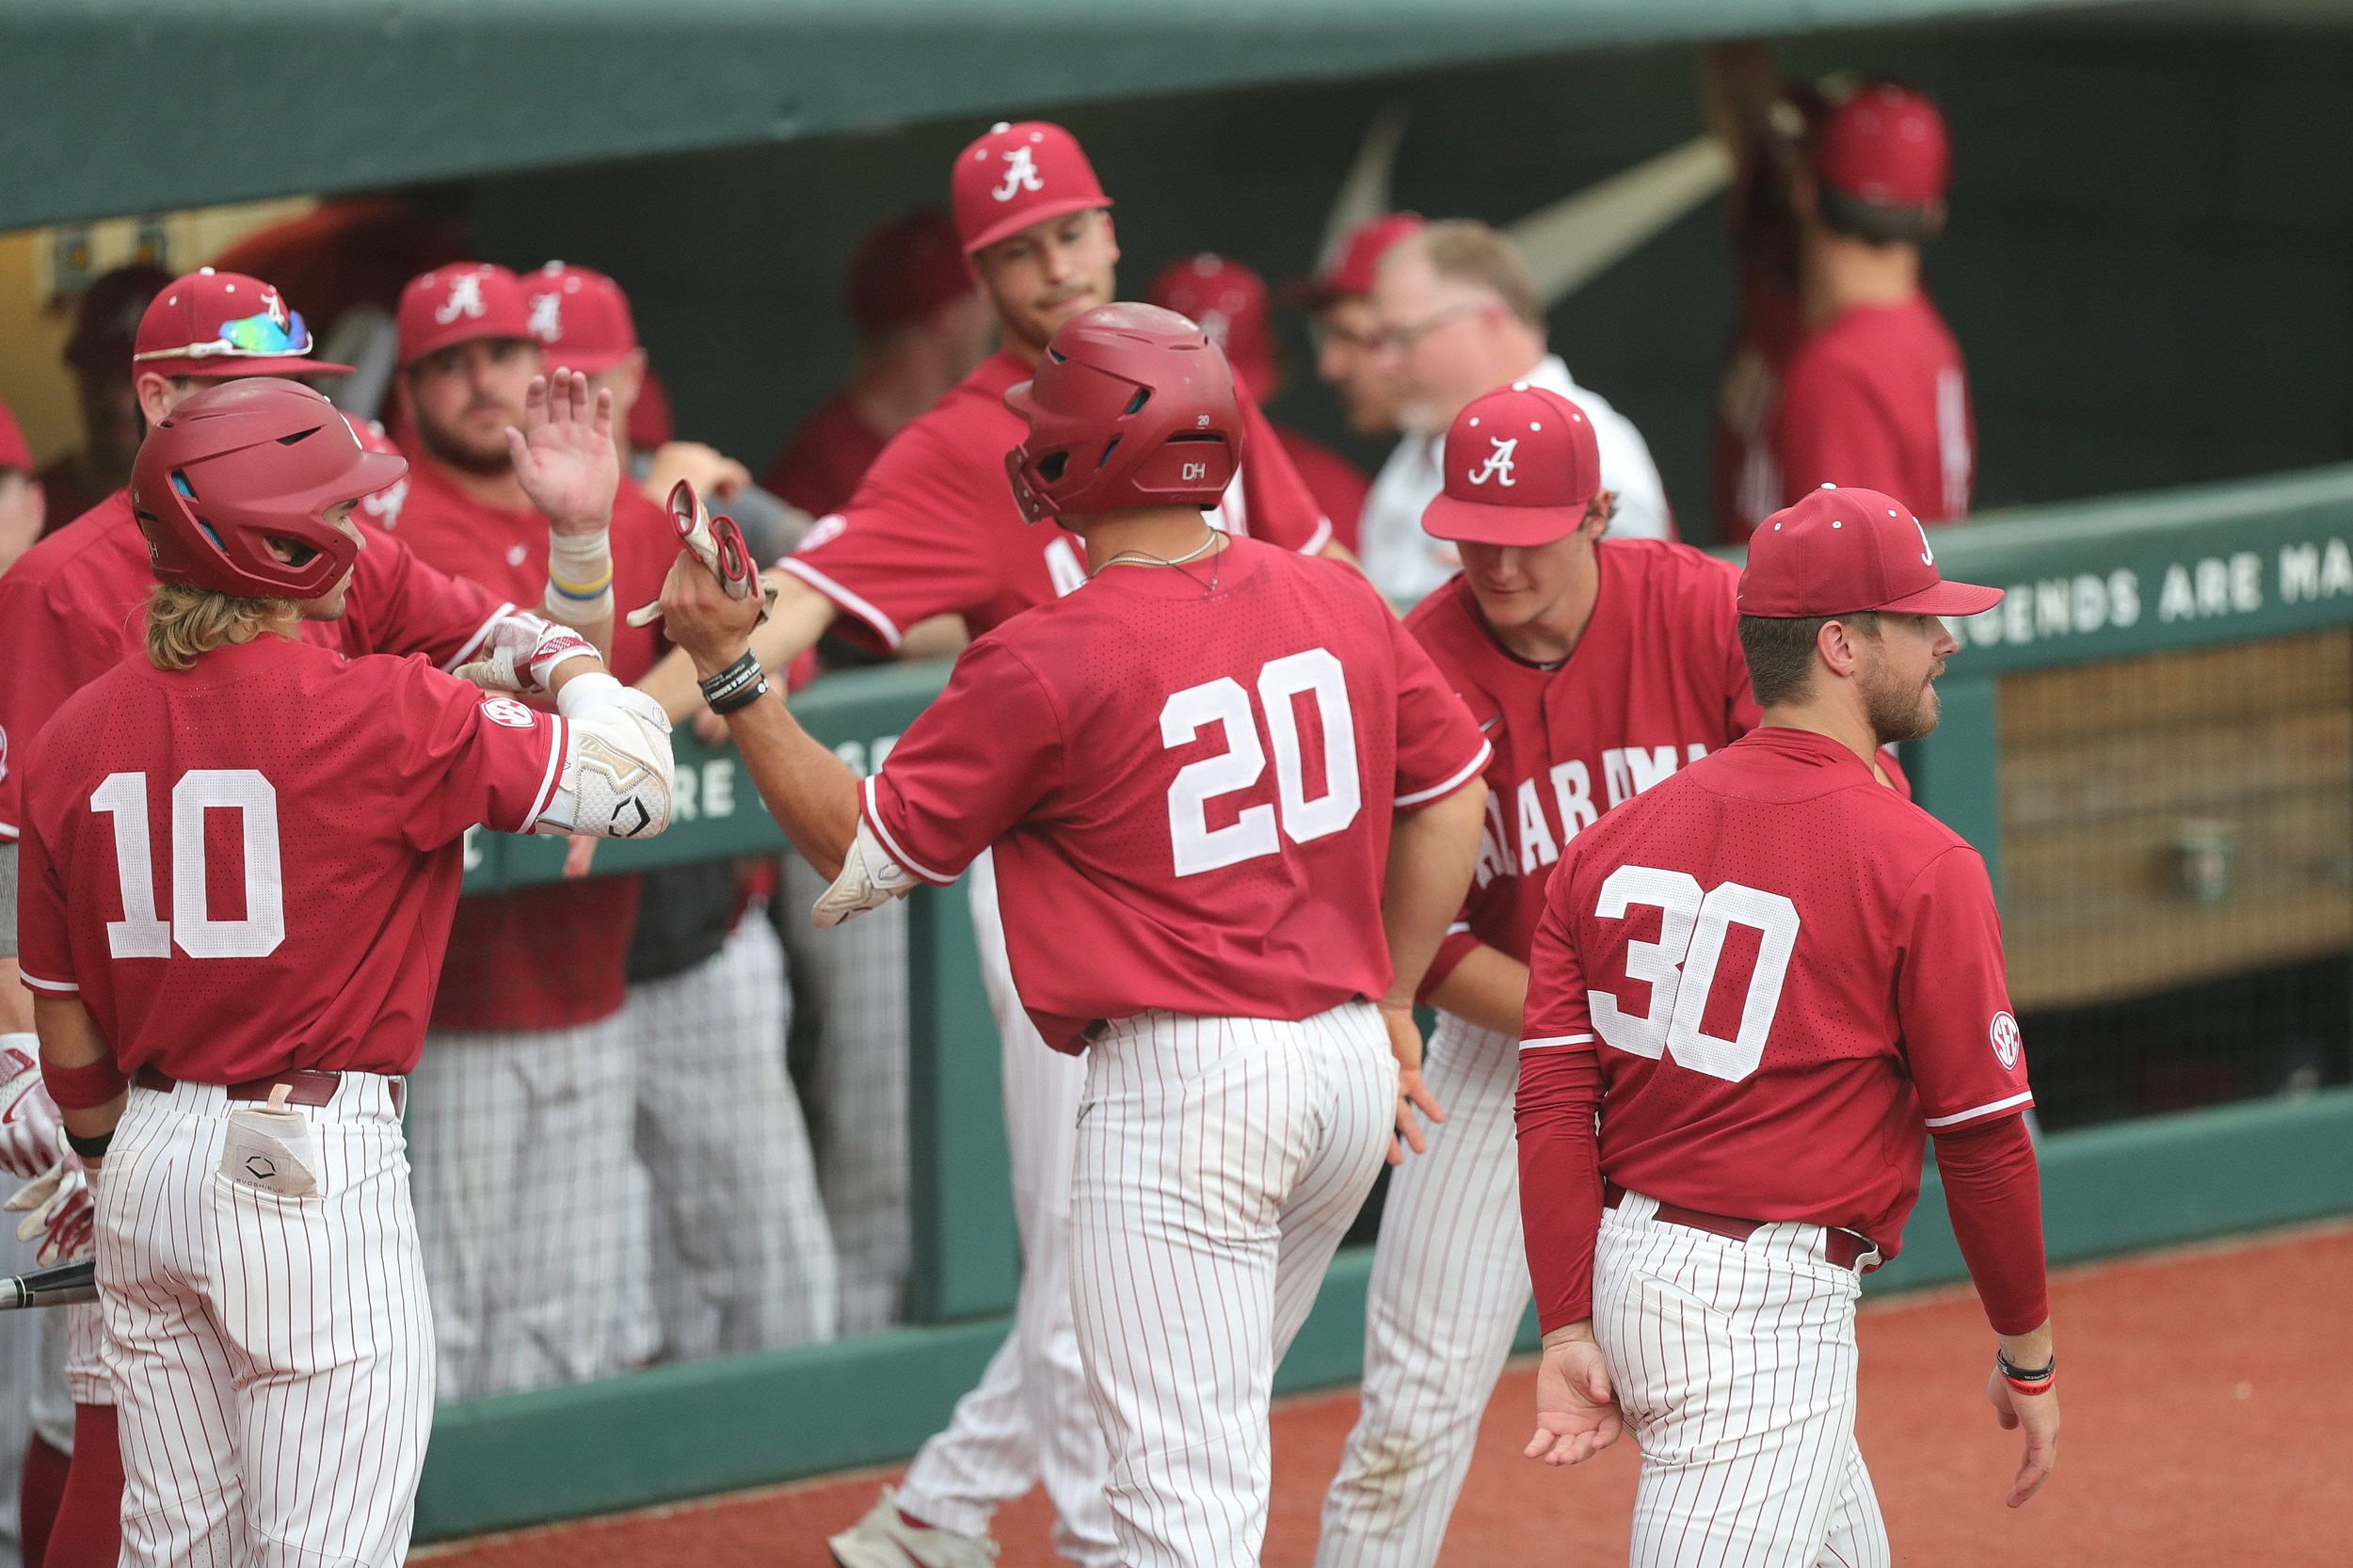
[[812, 818, 920, 928], [535, 674, 676, 839], [543, 526, 615, 627]]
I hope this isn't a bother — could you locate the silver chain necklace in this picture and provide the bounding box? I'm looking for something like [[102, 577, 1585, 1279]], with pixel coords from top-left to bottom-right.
[[1100, 531, 1223, 571]]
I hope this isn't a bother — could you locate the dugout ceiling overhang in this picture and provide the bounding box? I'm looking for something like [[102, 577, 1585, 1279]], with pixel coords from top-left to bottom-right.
[[0, 0, 2131, 232]]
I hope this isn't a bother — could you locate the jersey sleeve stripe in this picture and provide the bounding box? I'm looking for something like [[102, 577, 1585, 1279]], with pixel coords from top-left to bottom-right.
[[776, 555, 904, 651], [0, 824, 17, 842], [17, 970, 77, 994], [520, 713, 569, 833], [440, 602, 517, 674], [1295, 517, 1334, 556], [1446, 920, 1470, 935], [1395, 740, 1494, 808], [860, 775, 955, 887], [1520, 1032, 1593, 1051], [1922, 1089, 2036, 1129]]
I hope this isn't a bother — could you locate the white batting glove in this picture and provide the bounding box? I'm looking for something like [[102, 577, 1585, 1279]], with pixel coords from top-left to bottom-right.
[[0, 1040, 64, 1182], [6, 1133, 93, 1267], [454, 612, 600, 694]]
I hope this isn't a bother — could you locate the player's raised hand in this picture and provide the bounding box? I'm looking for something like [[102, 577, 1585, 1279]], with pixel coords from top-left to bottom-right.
[[1526, 1329, 1623, 1467], [1986, 1367, 2059, 1507], [508, 370, 618, 536]]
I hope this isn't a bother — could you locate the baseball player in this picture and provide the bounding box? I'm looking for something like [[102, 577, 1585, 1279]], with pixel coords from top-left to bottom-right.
[[1316, 381, 1758, 1568], [630, 120, 1349, 1565], [383, 261, 680, 1399], [1732, 82, 1974, 537], [15, 377, 675, 1567], [1356, 220, 1673, 603], [1146, 253, 1371, 548], [767, 209, 992, 520], [658, 303, 1490, 1568], [527, 260, 840, 1358], [0, 394, 43, 574], [0, 265, 541, 1568], [1288, 212, 1425, 471], [1517, 485, 2058, 1564]]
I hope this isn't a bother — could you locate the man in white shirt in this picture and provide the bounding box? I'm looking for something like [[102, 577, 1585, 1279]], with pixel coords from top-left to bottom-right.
[[1359, 220, 1672, 603]]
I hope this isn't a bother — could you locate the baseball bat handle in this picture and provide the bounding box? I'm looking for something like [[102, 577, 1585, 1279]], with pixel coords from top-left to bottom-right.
[[0, 1259, 97, 1309]]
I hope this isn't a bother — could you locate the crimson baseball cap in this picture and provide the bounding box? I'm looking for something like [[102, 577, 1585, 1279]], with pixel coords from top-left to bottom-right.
[[1420, 383, 1601, 547], [846, 210, 976, 335], [1815, 83, 1950, 207], [1147, 253, 1276, 403], [0, 396, 29, 473], [132, 268, 354, 380], [1286, 212, 1427, 307], [525, 262, 639, 376], [953, 121, 1113, 255], [1738, 485, 2000, 617], [396, 263, 536, 369]]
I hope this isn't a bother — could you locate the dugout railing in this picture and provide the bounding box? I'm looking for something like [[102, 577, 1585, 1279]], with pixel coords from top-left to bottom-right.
[[414, 466, 2353, 1541]]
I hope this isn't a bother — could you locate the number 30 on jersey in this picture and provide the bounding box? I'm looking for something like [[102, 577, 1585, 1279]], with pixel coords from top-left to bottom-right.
[[1589, 865, 1799, 1083]]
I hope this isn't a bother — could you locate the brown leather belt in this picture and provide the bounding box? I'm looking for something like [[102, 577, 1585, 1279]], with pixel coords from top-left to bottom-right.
[[1605, 1181, 1878, 1272], [133, 1065, 404, 1118]]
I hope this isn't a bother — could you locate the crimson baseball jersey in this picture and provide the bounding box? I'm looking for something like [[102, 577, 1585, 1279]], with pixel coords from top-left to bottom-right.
[[0, 488, 508, 843], [1770, 294, 1974, 524], [1405, 541, 1758, 988], [766, 388, 889, 521], [14, 637, 566, 1082], [1273, 424, 1370, 556], [861, 538, 1488, 1050], [1516, 725, 2030, 1327], [383, 458, 677, 1031], [778, 348, 1335, 652]]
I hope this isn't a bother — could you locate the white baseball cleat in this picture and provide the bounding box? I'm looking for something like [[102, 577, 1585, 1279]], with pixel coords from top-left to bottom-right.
[[828, 1487, 1000, 1568]]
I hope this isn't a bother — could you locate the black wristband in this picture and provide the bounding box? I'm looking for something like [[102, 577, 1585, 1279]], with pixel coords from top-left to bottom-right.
[[1996, 1349, 2056, 1384], [65, 1127, 112, 1161], [697, 650, 768, 714]]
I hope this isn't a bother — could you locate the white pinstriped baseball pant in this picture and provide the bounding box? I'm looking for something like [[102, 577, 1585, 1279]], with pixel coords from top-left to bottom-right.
[[895, 849, 1118, 1565], [1318, 1011, 1526, 1567], [1596, 1192, 1892, 1568], [98, 1076, 434, 1568], [1073, 1002, 1397, 1568]]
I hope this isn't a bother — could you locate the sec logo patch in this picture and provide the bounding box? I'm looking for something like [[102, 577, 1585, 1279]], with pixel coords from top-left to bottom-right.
[[1989, 1010, 2023, 1071], [481, 696, 536, 728], [798, 513, 848, 553]]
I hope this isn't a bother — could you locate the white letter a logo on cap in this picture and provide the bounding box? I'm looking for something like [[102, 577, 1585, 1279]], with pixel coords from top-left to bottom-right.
[[1466, 437, 1518, 488], [994, 147, 1045, 202]]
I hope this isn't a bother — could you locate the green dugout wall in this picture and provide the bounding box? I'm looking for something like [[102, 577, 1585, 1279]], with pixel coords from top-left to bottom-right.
[[418, 467, 2353, 1541]]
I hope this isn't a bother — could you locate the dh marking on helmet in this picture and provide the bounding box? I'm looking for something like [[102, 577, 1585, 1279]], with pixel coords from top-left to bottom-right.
[[435, 273, 488, 325], [1465, 436, 1519, 488], [528, 292, 564, 344], [1181, 461, 1208, 482], [993, 146, 1045, 202]]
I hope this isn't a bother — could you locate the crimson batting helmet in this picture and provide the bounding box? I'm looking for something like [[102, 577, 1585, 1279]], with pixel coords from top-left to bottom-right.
[[131, 379, 406, 600], [1002, 303, 1241, 524]]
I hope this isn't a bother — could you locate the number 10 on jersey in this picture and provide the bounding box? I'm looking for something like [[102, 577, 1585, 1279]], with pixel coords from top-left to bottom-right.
[[90, 769, 287, 960]]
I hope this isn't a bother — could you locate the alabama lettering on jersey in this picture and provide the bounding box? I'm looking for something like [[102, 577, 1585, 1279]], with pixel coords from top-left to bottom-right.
[[1518, 726, 2029, 1311], [1769, 294, 1974, 524], [779, 348, 1335, 652], [14, 638, 566, 1083], [1405, 540, 1757, 987], [0, 488, 509, 840], [861, 538, 1488, 1048], [382, 459, 679, 1032]]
